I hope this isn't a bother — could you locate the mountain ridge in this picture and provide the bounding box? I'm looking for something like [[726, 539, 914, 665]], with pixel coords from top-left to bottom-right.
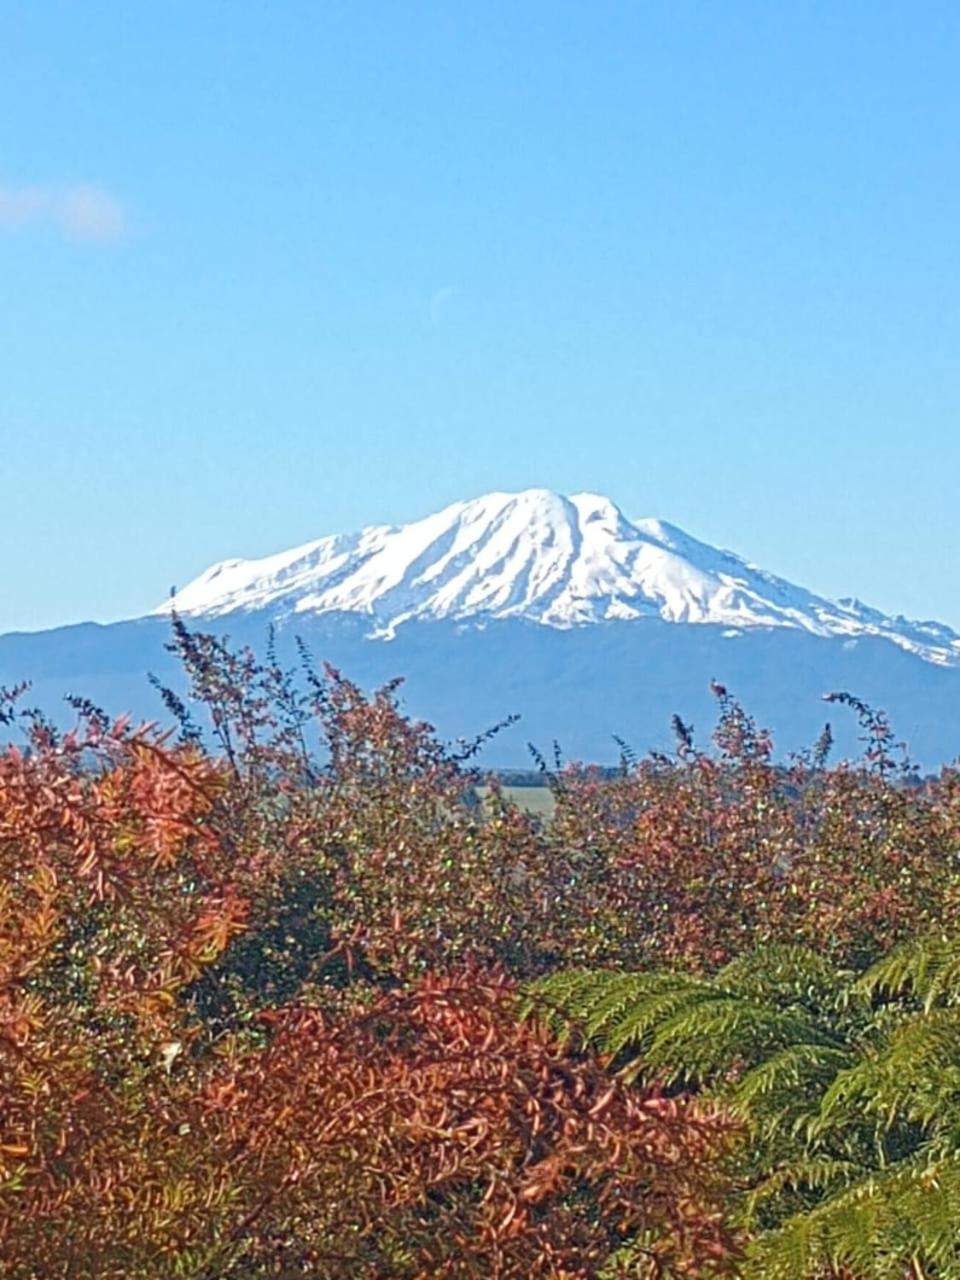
[[154, 488, 960, 667], [5, 488, 960, 769]]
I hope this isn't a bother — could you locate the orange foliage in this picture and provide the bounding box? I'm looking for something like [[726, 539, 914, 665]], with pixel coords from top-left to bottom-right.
[[546, 692, 960, 971], [0, 685, 738, 1278], [5, 621, 957, 1275]]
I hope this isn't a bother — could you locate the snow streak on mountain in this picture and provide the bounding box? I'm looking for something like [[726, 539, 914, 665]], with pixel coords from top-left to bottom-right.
[[156, 490, 960, 666]]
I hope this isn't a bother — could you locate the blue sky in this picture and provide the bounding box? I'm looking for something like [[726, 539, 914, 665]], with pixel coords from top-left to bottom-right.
[[1, 1, 958, 632]]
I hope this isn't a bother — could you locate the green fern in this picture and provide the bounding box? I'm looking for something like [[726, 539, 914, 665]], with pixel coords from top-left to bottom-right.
[[528, 935, 960, 1278], [752, 1157, 960, 1279], [861, 933, 960, 1010]]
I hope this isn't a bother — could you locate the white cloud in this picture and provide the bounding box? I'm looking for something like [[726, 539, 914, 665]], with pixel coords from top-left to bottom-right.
[[0, 182, 127, 243], [58, 185, 127, 242]]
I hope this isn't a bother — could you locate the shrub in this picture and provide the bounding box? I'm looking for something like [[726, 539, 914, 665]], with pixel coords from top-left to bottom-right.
[[0, 656, 738, 1278]]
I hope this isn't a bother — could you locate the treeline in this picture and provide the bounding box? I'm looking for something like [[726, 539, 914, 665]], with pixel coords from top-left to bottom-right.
[[1, 618, 959, 1277]]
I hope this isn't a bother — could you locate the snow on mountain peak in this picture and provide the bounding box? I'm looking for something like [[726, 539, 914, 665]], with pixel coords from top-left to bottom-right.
[[153, 489, 960, 665]]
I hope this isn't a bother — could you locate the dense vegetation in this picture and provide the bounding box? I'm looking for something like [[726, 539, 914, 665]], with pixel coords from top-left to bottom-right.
[[1, 618, 959, 1277]]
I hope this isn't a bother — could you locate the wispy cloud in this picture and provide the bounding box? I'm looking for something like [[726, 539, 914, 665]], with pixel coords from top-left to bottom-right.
[[0, 182, 127, 243]]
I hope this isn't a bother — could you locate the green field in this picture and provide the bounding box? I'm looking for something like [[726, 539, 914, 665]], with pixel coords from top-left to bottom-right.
[[477, 784, 556, 819]]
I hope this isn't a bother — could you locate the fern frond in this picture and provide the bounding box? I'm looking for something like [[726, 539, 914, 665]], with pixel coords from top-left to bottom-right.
[[818, 1007, 960, 1132], [645, 997, 840, 1085], [862, 934, 960, 1011], [523, 968, 710, 1060], [519, 968, 615, 1043], [741, 1156, 863, 1229], [734, 1042, 854, 1123], [747, 1155, 960, 1279], [581, 973, 705, 1044], [718, 946, 847, 1010], [600, 984, 719, 1065], [530, 956, 848, 1087]]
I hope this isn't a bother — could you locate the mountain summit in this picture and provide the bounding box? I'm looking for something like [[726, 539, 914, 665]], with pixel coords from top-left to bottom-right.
[[5, 489, 960, 767], [156, 489, 960, 666]]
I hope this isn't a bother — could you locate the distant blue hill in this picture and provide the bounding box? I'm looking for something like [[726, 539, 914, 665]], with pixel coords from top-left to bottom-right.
[[2, 611, 959, 770]]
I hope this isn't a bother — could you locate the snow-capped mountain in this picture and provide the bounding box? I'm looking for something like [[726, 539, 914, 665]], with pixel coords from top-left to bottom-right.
[[5, 488, 960, 767], [156, 489, 960, 667]]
